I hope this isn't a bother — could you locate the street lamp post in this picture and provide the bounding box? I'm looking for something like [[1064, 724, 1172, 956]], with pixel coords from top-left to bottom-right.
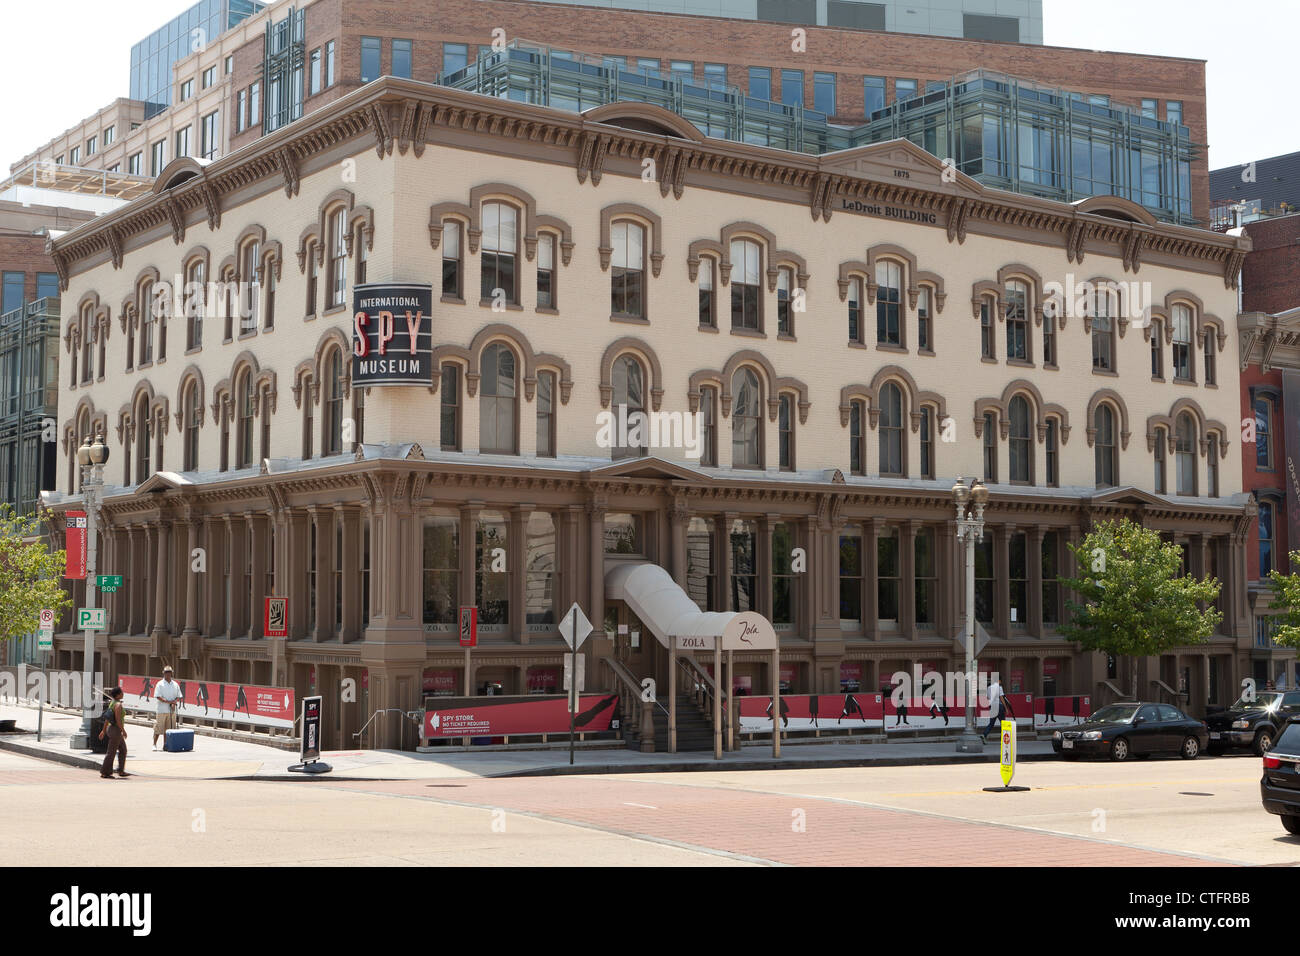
[[952, 476, 989, 754], [69, 431, 109, 750]]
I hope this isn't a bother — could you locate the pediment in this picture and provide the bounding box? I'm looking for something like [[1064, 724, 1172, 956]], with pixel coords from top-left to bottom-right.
[[820, 139, 986, 199], [587, 456, 706, 481], [1088, 486, 1166, 507]]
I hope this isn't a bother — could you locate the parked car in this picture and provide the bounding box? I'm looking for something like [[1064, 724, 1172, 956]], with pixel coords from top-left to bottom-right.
[[1052, 702, 1208, 761], [1260, 717, 1300, 835], [1206, 690, 1300, 756]]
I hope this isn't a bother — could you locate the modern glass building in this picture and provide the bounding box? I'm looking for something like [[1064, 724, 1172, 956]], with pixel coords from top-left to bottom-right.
[[442, 43, 1196, 224], [0, 295, 60, 517], [129, 0, 265, 116]]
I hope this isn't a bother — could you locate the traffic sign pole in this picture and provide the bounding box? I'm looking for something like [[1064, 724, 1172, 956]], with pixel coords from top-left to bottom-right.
[[568, 606, 577, 766]]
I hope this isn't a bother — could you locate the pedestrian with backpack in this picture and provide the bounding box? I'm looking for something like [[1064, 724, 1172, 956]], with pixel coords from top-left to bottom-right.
[[99, 687, 128, 779]]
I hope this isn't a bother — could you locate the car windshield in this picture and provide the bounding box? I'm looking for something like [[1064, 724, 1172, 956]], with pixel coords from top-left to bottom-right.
[[1088, 704, 1138, 724], [1230, 692, 1281, 710]]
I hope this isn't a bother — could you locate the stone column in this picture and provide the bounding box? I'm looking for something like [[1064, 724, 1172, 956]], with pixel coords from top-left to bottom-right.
[[340, 506, 360, 642], [901, 521, 918, 638], [182, 515, 201, 639], [286, 509, 310, 639], [124, 526, 139, 635], [759, 515, 776, 621], [459, 504, 478, 613], [937, 519, 956, 639], [247, 513, 266, 640], [996, 524, 1012, 639], [587, 497, 606, 624], [719, 512, 736, 611], [1028, 526, 1045, 638], [310, 507, 334, 641], [227, 515, 248, 639], [561, 506, 582, 614], [864, 519, 880, 641], [203, 515, 225, 638], [150, 520, 170, 641], [669, 499, 688, 588], [510, 505, 531, 644]]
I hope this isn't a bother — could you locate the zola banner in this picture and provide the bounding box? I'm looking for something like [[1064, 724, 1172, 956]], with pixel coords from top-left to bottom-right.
[[352, 282, 433, 386]]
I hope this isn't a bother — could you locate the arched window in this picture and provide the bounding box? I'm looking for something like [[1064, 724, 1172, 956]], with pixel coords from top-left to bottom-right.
[[611, 355, 646, 460], [848, 276, 863, 344], [610, 221, 645, 318], [536, 370, 556, 458], [1172, 304, 1193, 381], [1091, 288, 1114, 372], [79, 305, 93, 384], [850, 400, 865, 475], [1259, 500, 1275, 576], [778, 393, 794, 471], [1044, 417, 1059, 486], [1154, 426, 1167, 494], [919, 405, 935, 479], [876, 261, 901, 347], [731, 367, 762, 469], [1094, 404, 1116, 487], [479, 343, 518, 455], [878, 382, 904, 477], [729, 239, 761, 331], [776, 266, 794, 336], [74, 410, 90, 492], [324, 350, 344, 456], [186, 259, 204, 349], [1009, 395, 1032, 484], [236, 371, 255, 468], [1151, 319, 1164, 378], [698, 257, 716, 328], [139, 279, 155, 365], [480, 202, 518, 305], [982, 411, 997, 482], [327, 207, 348, 309], [240, 240, 260, 334], [1207, 434, 1219, 497], [183, 381, 200, 471], [1175, 412, 1196, 495], [1204, 333, 1217, 386], [980, 298, 995, 359], [135, 396, 151, 482], [1004, 279, 1029, 361]]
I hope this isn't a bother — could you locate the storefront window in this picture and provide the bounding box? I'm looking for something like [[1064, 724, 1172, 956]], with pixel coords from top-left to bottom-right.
[[686, 517, 714, 611], [729, 519, 756, 613], [422, 515, 458, 632], [604, 512, 642, 554], [476, 511, 508, 631], [840, 533, 862, 628], [526, 512, 555, 629], [772, 522, 797, 631]]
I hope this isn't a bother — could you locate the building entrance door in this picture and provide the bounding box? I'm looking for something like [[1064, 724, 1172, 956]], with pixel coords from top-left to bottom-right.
[[603, 600, 665, 696]]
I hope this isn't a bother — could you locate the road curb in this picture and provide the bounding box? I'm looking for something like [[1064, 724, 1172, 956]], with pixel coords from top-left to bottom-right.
[[0, 735, 104, 771]]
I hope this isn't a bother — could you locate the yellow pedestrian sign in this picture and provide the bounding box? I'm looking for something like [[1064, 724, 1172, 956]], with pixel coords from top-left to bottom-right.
[[999, 719, 1016, 786]]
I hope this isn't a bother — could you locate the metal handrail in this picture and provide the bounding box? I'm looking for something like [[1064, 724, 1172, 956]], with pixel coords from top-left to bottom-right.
[[354, 707, 423, 750], [675, 655, 726, 729], [604, 657, 668, 717]]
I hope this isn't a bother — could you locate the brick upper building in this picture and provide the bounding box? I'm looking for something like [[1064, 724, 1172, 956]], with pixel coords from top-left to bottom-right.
[[13, 0, 1208, 223], [1237, 212, 1300, 690]]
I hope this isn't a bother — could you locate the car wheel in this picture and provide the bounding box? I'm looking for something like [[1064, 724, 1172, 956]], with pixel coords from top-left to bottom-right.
[[1109, 737, 1130, 761], [1180, 736, 1199, 760], [1254, 730, 1274, 756], [1283, 816, 1300, 836]]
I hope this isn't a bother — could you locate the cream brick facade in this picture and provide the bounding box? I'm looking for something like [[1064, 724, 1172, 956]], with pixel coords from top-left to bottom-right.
[[43, 79, 1255, 751]]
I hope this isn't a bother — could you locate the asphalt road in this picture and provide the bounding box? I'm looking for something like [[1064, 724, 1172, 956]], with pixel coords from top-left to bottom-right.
[[2, 748, 1295, 866]]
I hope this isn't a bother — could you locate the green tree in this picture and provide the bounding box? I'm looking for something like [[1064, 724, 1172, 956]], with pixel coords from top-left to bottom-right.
[[0, 505, 71, 647], [1266, 550, 1300, 649], [1058, 518, 1221, 699]]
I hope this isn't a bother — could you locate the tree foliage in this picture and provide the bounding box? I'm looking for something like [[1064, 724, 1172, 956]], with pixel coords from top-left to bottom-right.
[[0, 505, 71, 646], [1266, 551, 1300, 649], [1058, 518, 1221, 696]]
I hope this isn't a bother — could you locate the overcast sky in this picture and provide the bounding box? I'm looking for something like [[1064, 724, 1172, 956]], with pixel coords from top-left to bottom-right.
[[0, 0, 1294, 174]]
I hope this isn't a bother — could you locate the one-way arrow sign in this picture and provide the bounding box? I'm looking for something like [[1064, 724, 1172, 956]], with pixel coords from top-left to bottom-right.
[[559, 602, 593, 650]]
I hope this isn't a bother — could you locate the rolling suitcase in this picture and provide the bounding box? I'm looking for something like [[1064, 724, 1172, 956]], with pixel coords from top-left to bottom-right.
[[164, 728, 194, 752]]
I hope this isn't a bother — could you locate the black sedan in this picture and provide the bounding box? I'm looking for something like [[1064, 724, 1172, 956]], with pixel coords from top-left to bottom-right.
[[1260, 717, 1300, 835], [1052, 702, 1209, 761]]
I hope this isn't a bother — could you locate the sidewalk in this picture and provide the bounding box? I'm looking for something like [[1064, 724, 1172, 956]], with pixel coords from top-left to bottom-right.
[[0, 701, 1057, 780]]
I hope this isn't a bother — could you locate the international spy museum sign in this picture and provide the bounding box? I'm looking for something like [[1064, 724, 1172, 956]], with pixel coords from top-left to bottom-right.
[[352, 283, 433, 386]]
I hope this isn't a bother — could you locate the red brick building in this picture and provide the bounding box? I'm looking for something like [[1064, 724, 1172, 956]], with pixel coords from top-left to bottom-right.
[[1237, 212, 1300, 689]]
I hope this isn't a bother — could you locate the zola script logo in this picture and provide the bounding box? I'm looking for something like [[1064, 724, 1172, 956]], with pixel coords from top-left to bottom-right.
[[739, 622, 760, 645]]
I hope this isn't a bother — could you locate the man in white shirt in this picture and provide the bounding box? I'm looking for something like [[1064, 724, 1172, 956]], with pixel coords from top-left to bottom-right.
[[153, 666, 183, 749], [982, 676, 1006, 742]]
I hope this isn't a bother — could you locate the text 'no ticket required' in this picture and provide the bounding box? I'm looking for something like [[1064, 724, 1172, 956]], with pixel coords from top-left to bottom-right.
[[352, 282, 434, 386]]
